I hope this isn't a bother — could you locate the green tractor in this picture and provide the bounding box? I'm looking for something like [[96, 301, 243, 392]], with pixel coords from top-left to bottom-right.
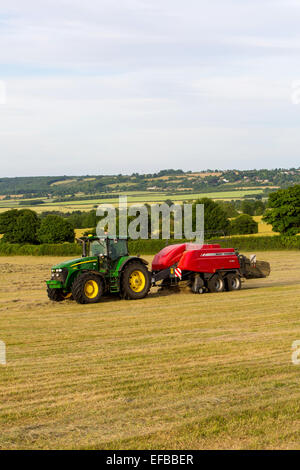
[[46, 236, 151, 304]]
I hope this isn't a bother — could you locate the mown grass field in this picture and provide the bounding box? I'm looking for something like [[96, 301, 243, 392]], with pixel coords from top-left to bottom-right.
[[0, 251, 300, 450]]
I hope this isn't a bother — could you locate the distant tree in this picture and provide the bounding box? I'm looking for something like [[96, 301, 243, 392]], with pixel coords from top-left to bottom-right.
[[253, 200, 266, 215], [241, 199, 266, 216], [83, 210, 98, 228], [37, 215, 74, 244], [230, 214, 258, 235], [241, 200, 255, 216], [0, 209, 40, 244], [263, 185, 300, 235], [164, 199, 174, 207], [193, 198, 230, 235], [216, 201, 239, 218], [0, 210, 19, 234], [12, 210, 40, 244]]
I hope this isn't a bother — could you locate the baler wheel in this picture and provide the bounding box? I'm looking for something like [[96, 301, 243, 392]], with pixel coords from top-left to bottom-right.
[[207, 275, 225, 293], [72, 272, 104, 304], [122, 262, 151, 300], [225, 274, 241, 291]]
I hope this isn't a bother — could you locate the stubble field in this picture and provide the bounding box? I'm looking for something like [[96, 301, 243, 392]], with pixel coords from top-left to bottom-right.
[[0, 251, 300, 450]]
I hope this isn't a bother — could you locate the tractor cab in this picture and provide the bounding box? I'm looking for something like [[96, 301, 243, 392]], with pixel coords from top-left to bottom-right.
[[77, 235, 129, 261]]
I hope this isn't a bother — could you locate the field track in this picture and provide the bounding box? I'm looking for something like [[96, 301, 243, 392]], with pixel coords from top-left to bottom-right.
[[0, 251, 300, 449]]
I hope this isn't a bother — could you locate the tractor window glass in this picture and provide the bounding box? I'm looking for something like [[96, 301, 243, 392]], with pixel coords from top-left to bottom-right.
[[108, 239, 128, 260], [90, 240, 107, 257]]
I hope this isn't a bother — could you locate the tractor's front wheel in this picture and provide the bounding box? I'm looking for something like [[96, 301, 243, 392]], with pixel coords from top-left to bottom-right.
[[122, 262, 151, 300], [47, 287, 68, 302], [72, 273, 104, 304]]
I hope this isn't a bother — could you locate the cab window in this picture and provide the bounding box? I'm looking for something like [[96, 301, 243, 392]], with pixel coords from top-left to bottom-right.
[[108, 239, 128, 260], [89, 240, 107, 257]]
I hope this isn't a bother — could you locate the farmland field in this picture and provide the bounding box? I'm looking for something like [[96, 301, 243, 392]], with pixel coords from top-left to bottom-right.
[[248, 216, 280, 237], [0, 251, 300, 450], [0, 189, 265, 213]]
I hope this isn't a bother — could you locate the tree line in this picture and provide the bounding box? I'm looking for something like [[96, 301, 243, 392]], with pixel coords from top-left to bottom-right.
[[0, 168, 299, 198]]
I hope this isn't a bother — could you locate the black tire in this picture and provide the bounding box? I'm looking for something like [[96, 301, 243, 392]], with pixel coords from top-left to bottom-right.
[[47, 287, 66, 302], [191, 275, 205, 294], [207, 275, 225, 293], [121, 262, 151, 300], [72, 272, 104, 304], [225, 273, 241, 291]]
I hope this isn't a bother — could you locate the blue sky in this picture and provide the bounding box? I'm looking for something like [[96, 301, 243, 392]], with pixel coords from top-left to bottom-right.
[[0, 0, 300, 176]]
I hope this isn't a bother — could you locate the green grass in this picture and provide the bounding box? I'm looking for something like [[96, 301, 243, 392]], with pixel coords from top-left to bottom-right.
[[0, 251, 300, 449], [46, 189, 264, 204]]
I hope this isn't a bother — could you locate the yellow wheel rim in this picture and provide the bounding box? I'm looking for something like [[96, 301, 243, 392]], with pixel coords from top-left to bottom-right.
[[129, 270, 146, 293], [84, 280, 99, 299]]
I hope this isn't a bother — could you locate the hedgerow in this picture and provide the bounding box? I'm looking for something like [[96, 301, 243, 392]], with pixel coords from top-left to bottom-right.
[[0, 235, 299, 256]]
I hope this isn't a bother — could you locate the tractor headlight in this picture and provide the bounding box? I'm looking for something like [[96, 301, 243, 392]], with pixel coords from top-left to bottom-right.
[[50, 268, 68, 282]]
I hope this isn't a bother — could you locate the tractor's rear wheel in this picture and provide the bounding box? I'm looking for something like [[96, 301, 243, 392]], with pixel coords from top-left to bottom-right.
[[122, 262, 151, 300], [47, 287, 67, 302], [225, 273, 241, 291], [207, 275, 225, 293], [72, 273, 104, 304]]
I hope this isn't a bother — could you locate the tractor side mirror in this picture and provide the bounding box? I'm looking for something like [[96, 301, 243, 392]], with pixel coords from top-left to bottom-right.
[[75, 238, 87, 257]]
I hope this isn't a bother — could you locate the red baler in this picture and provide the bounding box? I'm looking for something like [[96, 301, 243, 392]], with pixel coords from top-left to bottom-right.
[[151, 243, 270, 293]]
